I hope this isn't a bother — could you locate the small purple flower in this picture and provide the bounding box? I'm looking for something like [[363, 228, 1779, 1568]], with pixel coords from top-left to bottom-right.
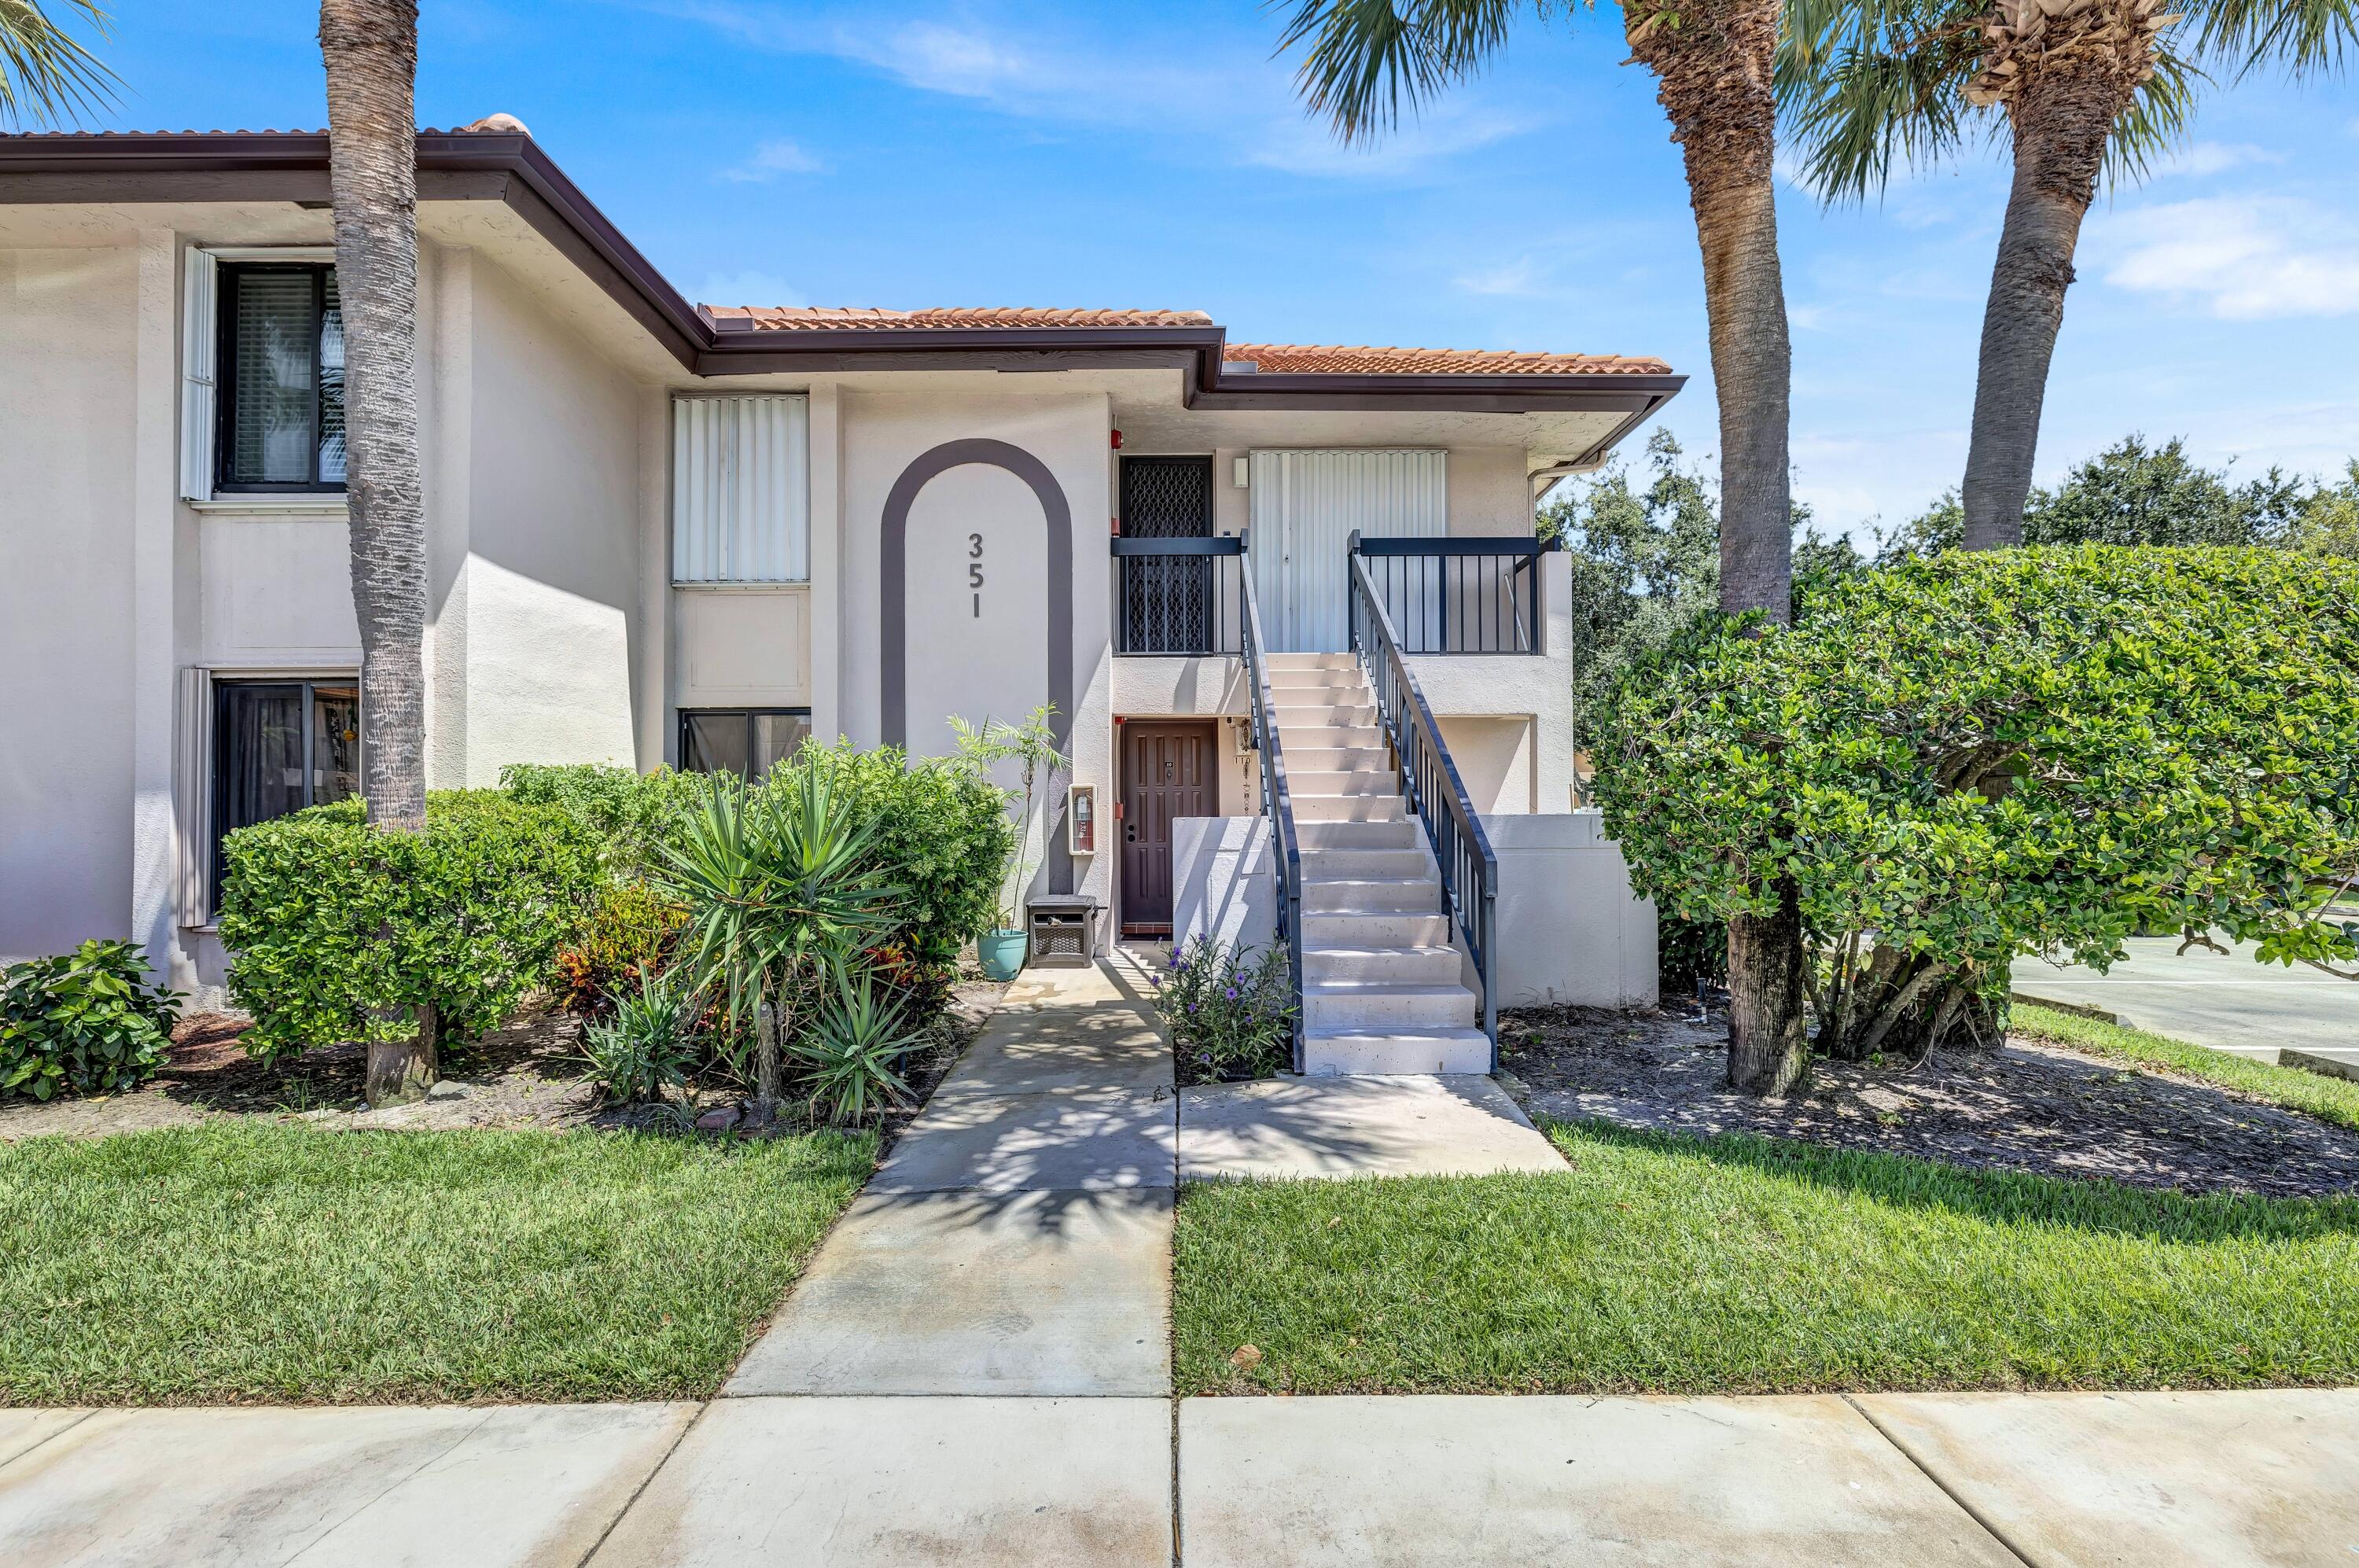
[[1224, 987, 1238, 999]]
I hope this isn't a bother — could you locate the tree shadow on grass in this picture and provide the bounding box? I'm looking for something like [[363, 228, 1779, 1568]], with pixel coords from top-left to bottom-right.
[[1544, 1115, 2359, 1244]]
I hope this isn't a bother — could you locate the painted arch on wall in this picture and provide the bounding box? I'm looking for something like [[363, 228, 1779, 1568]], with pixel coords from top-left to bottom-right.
[[878, 437, 1074, 750]]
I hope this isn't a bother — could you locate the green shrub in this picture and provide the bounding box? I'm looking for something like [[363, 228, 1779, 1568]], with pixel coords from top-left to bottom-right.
[[1156, 939, 1295, 1084], [782, 741, 1017, 964], [555, 880, 691, 1017], [1, 940, 182, 1101], [219, 792, 602, 1062], [499, 764, 708, 880], [1594, 547, 2359, 1055]]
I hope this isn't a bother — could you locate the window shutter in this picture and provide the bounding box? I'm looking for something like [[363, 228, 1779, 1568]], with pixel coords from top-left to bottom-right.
[[672, 395, 809, 583], [178, 247, 218, 502], [175, 667, 214, 927], [1248, 449, 1447, 651]]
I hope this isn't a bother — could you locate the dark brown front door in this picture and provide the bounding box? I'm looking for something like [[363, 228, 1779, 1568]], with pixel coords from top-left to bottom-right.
[[1121, 720, 1216, 937]]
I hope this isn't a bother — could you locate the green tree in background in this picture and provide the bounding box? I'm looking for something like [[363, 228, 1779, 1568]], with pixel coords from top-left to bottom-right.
[[1882, 436, 2359, 558]]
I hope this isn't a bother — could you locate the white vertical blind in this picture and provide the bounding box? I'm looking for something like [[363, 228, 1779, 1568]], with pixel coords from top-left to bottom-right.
[[1248, 448, 1447, 651], [174, 667, 213, 926], [178, 247, 218, 502], [672, 394, 810, 583]]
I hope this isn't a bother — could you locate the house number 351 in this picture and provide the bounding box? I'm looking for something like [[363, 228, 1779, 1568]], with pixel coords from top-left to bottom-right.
[[969, 532, 984, 617]]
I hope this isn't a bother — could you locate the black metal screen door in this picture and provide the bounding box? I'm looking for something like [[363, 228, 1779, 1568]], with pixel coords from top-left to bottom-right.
[[1120, 456, 1214, 652]]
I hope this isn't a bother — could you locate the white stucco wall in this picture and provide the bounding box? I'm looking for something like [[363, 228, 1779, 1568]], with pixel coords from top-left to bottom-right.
[[1445, 447, 1533, 533], [455, 252, 644, 781], [1171, 810, 1656, 1012], [837, 389, 1116, 929], [0, 245, 140, 960]]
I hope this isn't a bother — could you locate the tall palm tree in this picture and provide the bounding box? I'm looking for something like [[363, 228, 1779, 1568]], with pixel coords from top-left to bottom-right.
[[1781, 0, 2358, 549], [1275, 0, 1810, 1094], [0, 0, 116, 127], [321, 0, 432, 1102]]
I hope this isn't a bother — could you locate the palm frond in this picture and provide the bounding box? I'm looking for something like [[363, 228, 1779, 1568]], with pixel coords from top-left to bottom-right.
[[2102, 48, 2203, 185], [2188, 0, 2358, 78], [1776, 0, 1989, 204], [0, 0, 119, 130], [1273, 0, 1531, 142]]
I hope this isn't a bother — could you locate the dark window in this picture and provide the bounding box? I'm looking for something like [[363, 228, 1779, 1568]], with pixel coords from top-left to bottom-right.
[[212, 679, 360, 900], [217, 264, 346, 492], [679, 709, 810, 783]]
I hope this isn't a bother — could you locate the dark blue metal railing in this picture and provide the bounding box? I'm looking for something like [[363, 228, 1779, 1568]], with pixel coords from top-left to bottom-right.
[[1352, 534, 1556, 654], [1348, 536, 1500, 1066], [1110, 534, 1246, 655], [1238, 565, 1307, 1073]]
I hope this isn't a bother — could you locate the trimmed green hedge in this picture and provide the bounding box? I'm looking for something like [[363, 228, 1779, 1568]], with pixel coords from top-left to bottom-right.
[[218, 792, 602, 1060], [1, 940, 182, 1102]]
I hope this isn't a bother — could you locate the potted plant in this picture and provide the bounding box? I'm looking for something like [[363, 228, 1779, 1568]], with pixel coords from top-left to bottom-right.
[[952, 705, 1069, 982]]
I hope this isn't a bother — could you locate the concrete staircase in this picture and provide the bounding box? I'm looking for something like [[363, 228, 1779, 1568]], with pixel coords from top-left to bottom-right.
[[1265, 653, 1491, 1076]]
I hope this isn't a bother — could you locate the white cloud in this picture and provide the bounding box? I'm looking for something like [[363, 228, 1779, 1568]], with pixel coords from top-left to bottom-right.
[[2151, 141, 2284, 179], [718, 138, 825, 182], [694, 269, 805, 307], [1456, 256, 1545, 296], [2097, 197, 2359, 319], [645, 2, 1533, 180]]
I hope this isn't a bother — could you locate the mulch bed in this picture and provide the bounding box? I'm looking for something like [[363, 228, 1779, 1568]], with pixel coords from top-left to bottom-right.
[[1500, 1004, 2359, 1201], [0, 974, 1008, 1147]]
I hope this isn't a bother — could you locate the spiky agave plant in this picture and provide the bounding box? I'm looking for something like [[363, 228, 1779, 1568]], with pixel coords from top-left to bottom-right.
[[795, 964, 921, 1125], [653, 768, 900, 1128]]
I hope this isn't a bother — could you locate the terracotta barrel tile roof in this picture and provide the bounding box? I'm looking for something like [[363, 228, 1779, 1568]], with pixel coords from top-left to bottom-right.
[[1225, 342, 1673, 377], [707, 305, 1216, 330]]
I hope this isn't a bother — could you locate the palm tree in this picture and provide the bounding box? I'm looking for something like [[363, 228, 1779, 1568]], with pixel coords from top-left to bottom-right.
[[1275, 0, 1812, 1093], [0, 0, 116, 127], [321, 0, 432, 1102], [1781, 0, 2358, 549]]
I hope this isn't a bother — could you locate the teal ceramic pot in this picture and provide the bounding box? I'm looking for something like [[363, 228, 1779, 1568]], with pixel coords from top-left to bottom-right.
[[977, 929, 1029, 981]]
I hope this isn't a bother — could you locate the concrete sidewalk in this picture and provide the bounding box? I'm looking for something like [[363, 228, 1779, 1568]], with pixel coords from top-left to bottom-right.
[[6, 959, 2357, 1565], [9, 1389, 2357, 1566], [2017, 935, 2359, 1067]]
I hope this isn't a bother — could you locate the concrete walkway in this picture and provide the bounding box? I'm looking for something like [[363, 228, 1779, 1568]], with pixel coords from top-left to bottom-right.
[[6, 959, 2357, 1565]]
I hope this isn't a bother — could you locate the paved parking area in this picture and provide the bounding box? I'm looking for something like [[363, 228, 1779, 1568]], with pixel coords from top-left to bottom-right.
[[2017, 935, 2357, 1063]]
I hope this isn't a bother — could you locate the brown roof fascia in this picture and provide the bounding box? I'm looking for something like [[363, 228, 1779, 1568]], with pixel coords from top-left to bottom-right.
[[0, 131, 1685, 437]]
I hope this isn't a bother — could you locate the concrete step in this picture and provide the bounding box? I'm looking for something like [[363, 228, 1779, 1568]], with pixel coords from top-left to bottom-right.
[[1302, 1028, 1494, 1076], [1295, 820, 1421, 850], [1301, 944, 1463, 984], [1298, 847, 1433, 878], [1276, 724, 1386, 752], [1272, 701, 1378, 723], [1305, 981, 1477, 1029], [1301, 911, 1454, 947], [1287, 770, 1401, 798], [1302, 878, 1441, 914], [1265, 667, 1369, 691], [1282, 747, 1392, 774], [1264, 653, 1360, 671], [1290, 794, 1410, 823]]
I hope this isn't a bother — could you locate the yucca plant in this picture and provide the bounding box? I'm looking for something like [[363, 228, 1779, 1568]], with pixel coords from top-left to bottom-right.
[[576, 968, 698, 1106], [796, 965, 922, 1125], [651, 768, 900, 1129]]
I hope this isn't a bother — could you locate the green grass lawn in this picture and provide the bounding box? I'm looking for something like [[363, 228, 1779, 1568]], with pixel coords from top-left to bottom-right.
[[1175, 1120, 2359, 1397], [2011, 1001, 2359, 1132], [0, 1123, 873, 1404]]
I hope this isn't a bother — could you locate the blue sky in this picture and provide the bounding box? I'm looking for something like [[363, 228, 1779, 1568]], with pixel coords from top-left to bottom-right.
[[74, 0, 2359, 539]]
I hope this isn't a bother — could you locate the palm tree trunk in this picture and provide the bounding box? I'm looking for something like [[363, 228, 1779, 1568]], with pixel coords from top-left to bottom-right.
[[1633, 0, 1807, 1093], [322, 0, 432, 1103], [1636, 0, 1794, 624], [1959, 80, 2111, 550]]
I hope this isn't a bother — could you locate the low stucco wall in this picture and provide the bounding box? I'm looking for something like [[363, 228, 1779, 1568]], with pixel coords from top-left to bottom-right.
[[1170, 811, 1657, 1011]]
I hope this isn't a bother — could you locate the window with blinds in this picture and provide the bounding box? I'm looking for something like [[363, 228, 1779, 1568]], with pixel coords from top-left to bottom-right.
[[216, 264, 345, 491], [672, 395, 810, 583]]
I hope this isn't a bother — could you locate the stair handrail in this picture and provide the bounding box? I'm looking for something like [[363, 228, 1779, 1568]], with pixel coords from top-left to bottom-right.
[[1238, 564, 1308, 1073], [1346, 532, 1501, 1067]]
